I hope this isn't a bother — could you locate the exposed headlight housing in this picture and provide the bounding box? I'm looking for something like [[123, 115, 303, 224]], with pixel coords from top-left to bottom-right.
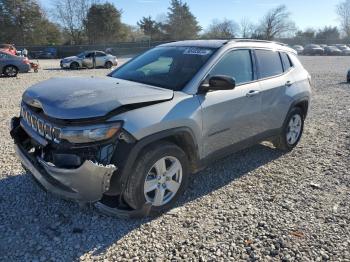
[[59, 122, 122, 144]]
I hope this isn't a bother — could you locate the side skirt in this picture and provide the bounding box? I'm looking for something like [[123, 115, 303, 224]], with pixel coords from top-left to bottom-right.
[[197, 128, 281, 170]]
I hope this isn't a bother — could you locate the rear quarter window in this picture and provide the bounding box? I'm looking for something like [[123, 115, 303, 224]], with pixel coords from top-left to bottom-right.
[[255, 49, 283, 79], [280, 52, 294, 71]]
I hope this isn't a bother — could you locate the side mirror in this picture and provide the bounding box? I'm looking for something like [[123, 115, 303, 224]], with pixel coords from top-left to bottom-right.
[[199, 75, 236, 93]]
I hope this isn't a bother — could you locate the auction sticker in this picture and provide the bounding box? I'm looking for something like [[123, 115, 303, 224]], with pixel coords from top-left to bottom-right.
[[184, 48, 212, 56]]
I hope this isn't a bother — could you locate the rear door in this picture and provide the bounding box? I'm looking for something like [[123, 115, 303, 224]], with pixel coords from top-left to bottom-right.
[[254, 49, 294, 132], [198, 49, 263, 158], [95, 52, 107, 67]]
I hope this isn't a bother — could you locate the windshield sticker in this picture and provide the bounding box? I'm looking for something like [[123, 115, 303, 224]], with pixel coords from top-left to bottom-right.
[[184, 48, 212, 56]]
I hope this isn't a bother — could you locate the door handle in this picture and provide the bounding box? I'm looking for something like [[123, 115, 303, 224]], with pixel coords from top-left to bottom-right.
[[285, 81, 293, 87], [246, 90, 260, 97]]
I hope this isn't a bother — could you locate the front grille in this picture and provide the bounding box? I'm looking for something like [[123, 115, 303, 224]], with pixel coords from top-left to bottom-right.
[[21, 104, 61, 143]]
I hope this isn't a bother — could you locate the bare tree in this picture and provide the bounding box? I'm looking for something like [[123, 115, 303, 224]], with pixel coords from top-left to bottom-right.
[[240, 18, 255, 38], [203, 19, 239, 39], [52, 0, 96, 44], [336, 0, 350, 38], [257, 5, 296, 40]]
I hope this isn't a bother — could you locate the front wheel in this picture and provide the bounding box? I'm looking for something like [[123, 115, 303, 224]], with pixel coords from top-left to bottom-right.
[[70, 62, 79, 70], [274, 107, 304, 151], [4, 65, 18, 77], [124, 142, 189, 214]]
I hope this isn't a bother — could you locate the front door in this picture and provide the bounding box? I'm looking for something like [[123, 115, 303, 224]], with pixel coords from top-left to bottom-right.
[[82, 52, 94, 68], [198, 49, 263, 158]]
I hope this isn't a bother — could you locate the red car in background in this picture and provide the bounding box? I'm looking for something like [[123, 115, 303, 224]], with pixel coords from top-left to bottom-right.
[[0, 44, 17, 56]]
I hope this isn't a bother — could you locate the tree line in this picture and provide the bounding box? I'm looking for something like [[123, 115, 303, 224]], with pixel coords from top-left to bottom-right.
[[1, 0, 350, 46]]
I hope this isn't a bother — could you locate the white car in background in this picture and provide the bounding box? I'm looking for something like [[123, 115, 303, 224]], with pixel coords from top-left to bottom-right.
[[292, 45, 304, 54], [60, 51, 118, 70]]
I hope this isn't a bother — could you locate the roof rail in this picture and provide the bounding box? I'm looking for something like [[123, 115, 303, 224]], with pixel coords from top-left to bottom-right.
[[229, 38, 289, 46]]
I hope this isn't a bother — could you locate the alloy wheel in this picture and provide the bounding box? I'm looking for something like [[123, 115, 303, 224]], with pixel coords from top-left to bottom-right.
[[286, 114, 302, 145], [144, 156, 183, 206]]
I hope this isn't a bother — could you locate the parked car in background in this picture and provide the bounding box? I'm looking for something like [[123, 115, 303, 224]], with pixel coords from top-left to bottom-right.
[[0, 51, 31, 77], [335, 44, 347, 49], [336, 45, 350, 55], [320, 44, 328, 49], [60, 51, 118, 70], [10, 40, 311, 216], [0, 44, 17, 56], [324, 46, 342, 56], [292, 45, 304, 54], [30, 47, 58, 59], [303, 44, 324, 55]]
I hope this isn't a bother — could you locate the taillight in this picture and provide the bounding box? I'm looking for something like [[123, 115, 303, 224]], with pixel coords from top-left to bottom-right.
[[23, 58, 30, 64]]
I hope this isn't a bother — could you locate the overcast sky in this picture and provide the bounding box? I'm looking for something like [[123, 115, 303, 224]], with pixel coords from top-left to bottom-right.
[[40, 0, 343, 31]]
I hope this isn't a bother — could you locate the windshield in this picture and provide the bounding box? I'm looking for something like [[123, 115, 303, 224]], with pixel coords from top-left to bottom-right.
[[77, 52, 86, 58], [110, 46, 215, 91]]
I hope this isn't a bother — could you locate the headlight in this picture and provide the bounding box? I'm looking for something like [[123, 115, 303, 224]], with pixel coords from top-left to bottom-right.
[[59, 122, 122, 144]]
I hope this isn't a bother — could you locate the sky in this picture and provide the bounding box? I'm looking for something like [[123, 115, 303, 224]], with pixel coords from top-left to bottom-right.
[[40, 0, 343, 31]]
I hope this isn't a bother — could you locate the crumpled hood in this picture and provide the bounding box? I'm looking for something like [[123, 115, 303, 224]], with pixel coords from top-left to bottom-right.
[[62, 56, 78, 61], [22, 77, 173, 120]]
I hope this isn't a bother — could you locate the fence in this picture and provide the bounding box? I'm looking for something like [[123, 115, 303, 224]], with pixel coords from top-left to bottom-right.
[[15, 38, 350, 58], [16, 40, 171, 58]]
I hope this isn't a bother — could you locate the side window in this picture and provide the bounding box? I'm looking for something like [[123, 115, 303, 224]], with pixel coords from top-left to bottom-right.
[[255, 49, 283, 79], [96, 52, 106, 57], [85, 52, 93, 58], [280, 52, 293, 72], [209, 49, 253, 85]]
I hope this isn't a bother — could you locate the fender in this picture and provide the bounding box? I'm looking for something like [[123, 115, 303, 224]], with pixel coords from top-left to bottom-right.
[[107, 127, 199, 195]]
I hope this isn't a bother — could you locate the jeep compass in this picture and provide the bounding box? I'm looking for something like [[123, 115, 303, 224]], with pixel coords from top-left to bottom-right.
[[10, 40, 311, 217]]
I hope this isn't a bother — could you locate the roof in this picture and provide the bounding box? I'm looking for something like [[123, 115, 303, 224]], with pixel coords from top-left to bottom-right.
[[159, 40, 229, 48], [158, 39, 296, 53]]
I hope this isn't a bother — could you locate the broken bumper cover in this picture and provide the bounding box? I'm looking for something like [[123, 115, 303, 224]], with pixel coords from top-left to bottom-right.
[[14, 143, 117, 203]]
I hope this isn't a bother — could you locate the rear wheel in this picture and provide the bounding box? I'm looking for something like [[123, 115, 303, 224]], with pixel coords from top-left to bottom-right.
[[4, 65, 18, 77], [105, 61, 113, 69], [124, 142, 189, 214], [70, 62, 79, 70], [274, 107, 304, 151]]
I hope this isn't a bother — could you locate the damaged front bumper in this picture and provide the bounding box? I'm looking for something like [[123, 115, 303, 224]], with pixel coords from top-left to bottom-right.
[[11, 116, 152, 217], [15, 143, 116, 202], [11, 117, 117, 203]]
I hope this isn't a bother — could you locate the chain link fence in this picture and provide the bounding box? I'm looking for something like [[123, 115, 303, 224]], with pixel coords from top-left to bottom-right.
[[15, 38, 350, 59]]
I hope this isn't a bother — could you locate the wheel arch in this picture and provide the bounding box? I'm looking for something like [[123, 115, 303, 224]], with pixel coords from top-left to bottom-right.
[[107, 127, 200, 195], [3, 64, 19, 73], [291, 98, 309, 119]]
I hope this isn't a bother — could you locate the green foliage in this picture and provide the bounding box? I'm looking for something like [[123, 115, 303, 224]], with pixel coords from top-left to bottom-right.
[[137, 16, 165, 41], [0, 0, 62, 45], [85, 3, 125, 44], [316, 26, 340, 42], [163, 0, 201, 40]]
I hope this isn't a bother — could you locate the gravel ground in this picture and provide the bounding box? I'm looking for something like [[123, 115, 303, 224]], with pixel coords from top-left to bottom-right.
[[0, 57, 349, 261]]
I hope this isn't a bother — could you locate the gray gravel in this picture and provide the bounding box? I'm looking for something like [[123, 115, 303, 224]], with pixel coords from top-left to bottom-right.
[[0, 57, 349, 261]]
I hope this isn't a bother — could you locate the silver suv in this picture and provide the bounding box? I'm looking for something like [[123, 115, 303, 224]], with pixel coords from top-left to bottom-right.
[[10, 40, 311, 217]]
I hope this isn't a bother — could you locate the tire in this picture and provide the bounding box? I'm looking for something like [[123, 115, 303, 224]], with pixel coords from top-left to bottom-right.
[[3, 65, 18, 77], [274, 107, 304, 151], [70, 62, 79, 70], [124, 141, 189, 214], [105, 61, 113, 69]]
